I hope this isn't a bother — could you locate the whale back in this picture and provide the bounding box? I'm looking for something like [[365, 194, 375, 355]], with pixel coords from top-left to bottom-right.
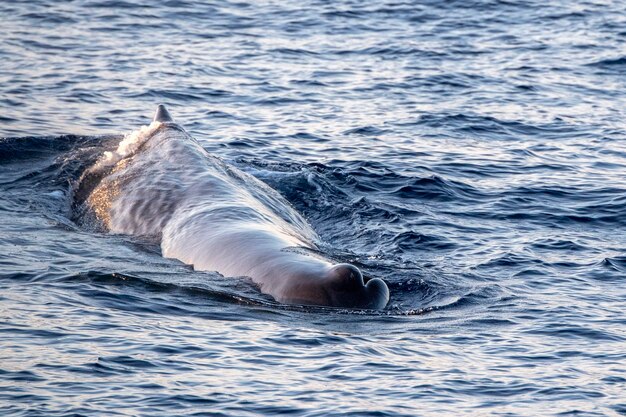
[[78, 114, 319, 245]]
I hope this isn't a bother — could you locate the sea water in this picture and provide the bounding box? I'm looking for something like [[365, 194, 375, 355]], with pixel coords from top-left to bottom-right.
[[0, 1, 625, 415]]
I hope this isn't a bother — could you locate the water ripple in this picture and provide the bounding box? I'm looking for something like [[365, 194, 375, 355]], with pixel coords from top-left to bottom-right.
[[1, 0, 626, 416]]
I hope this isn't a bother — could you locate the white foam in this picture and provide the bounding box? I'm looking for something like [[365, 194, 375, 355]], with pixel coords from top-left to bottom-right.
[[93, 121, 162, 171]]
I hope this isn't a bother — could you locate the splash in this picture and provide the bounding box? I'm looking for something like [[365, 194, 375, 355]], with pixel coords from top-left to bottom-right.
[[92, 121, 162, 171]]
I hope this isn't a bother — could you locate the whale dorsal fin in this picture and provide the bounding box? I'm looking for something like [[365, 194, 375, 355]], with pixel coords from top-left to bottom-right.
[[153, 104, 174, 123]]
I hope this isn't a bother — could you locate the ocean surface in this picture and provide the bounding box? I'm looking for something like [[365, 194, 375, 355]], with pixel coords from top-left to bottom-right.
[[1, 0, 625, 415]]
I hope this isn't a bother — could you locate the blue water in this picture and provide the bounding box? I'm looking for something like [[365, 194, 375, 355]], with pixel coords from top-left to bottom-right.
[[1, 0, 626, 415]]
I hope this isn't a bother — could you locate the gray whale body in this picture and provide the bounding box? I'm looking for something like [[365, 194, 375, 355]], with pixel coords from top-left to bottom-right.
[[78, 105, 389, 309]]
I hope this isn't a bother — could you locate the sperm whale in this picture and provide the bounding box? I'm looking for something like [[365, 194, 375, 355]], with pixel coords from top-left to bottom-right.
[[77, 105, 389, 309]]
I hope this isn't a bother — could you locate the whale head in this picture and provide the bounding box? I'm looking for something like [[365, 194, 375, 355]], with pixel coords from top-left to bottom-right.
[[269, 262, 390, 310], [323, 264, 390, 310]]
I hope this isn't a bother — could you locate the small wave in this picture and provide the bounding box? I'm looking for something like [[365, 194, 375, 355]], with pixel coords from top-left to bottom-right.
[[83, 0, 150, 9], [588, 56, 626, 67], [392, 231, 457, 251], [270, 48, 320, 57], [129, 88, 231, 101], [524, 323, 625, 342], [344, 125, 388, 136], [416, 113, 577, 140], [389, 174, 482, 202], [601, 256, 626, 273], [0, 135, 92, 162], [19, 12, 78, 25], [529, 238, 586, 252]]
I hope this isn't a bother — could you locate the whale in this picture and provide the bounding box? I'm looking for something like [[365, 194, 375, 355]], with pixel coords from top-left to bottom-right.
[[75, 105, 389, 309]]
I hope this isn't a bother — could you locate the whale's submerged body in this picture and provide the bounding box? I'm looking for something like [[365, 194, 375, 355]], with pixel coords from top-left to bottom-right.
[[76, 106, 389, 309]]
